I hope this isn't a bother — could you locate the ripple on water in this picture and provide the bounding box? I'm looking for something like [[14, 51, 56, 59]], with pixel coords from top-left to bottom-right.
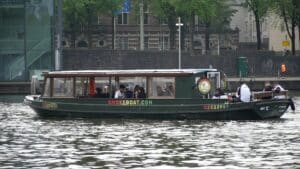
[[0, 98, 300, 168]]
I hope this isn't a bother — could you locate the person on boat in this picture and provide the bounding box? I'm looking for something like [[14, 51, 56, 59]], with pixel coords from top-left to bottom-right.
[[95, 87, 109, 98], [95, 87, 102, 97], [212, 88, 228, 99], [273, 83, 286, 99], [263, 81, 273, 91], [114, 84, 125, 99], [124, 86, 134, 98], [166, 84, 175, 97], [133, 85, 140, 98], [262, 81, 273, 99], [137, 86, 147, 98], [235, 82, 251, 102]]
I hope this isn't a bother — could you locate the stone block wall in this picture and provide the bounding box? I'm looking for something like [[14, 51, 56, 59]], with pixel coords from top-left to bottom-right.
[[63, 49, 300, 77]]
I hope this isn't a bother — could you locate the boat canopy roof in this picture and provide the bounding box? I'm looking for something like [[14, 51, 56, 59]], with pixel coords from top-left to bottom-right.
[[43, 69, 218, 77]]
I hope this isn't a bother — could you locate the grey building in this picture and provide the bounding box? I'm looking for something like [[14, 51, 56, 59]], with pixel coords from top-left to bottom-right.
[[0, 0, 55, 82]]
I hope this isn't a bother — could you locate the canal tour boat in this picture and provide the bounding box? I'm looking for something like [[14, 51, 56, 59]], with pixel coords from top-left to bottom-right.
[[24, 69, 293, 120]]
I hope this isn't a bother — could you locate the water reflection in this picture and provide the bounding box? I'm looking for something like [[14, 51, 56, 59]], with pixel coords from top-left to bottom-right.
[[0, 97, 299, 168]]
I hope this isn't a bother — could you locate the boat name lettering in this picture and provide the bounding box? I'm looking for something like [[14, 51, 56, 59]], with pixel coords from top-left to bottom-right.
[[107, 99, 153, 106], [203, 104, 229, 110], [259, 106, 270, 111]]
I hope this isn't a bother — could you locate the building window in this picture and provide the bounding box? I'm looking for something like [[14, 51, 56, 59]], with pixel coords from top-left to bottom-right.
[[118, 37, 128, 49], [77, 40, 88, 48], [118, 13, 128, 25], [144, 13, 149, 24], [159, 37, 169, 50], [144, 37, 149, 49]]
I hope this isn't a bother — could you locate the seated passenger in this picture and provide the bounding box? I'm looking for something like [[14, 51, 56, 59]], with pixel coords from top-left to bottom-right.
[[133, 85, 140, 98], [137, 87, 146, 98], [114, 84, 125, 99], [263, 81, 273, 91], [212, 88, 228, 99], [95, 87, 109, 98], [95, 87, 102, 97], [124, 86, 133, 98], [166, 85, 175, 97], [262, 81, 273, 99], [273, 83, 286, 99]]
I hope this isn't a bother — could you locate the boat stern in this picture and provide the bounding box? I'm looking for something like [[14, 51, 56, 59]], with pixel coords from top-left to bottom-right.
[[254, 99, 290, 119]]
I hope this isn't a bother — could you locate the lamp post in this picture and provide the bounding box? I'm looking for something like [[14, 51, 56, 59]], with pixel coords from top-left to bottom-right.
[[139, 0, 144, 50], [176, 17, 183, 69], [55, 0, 63, 70]]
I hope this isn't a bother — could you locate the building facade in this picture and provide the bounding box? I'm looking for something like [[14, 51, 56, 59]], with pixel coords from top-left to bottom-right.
[[62, 0, 239, 54], [0, 0, 54, 81], [229, 0, 300, 52]]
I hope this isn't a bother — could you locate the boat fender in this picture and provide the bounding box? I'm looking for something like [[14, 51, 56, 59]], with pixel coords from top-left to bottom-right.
[[289, 98, 295, 111]]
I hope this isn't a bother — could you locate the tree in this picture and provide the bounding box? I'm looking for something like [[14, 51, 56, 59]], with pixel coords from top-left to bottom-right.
[[192, 0, 233, 54], [63, 0, 123, 49], [63, 0, 86, 48], [167, 0, 196, 51], [272, 0, 297, 55], [245, 0, 270, 50], [149, 0, 234, 53], [149, 0, 178, 49], [95, 0, 123, 50], [295, 0, 300, 46]]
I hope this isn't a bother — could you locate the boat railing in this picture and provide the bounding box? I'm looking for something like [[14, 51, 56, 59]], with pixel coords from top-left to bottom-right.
[[252, 90, 288, 100]]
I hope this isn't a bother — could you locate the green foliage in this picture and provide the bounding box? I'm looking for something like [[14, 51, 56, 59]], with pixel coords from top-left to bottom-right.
[[63, 0, 123, 28], [149, 0, 177, 21], [192, 0, 217, 23], [63, 0, 86, 29], [211, 1, 236, 32], [245, 0, 270, 20], [271, 0, 298, 54]]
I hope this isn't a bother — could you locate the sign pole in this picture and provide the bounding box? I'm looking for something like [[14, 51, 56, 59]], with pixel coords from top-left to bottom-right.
[[176, 17, 183, 69]]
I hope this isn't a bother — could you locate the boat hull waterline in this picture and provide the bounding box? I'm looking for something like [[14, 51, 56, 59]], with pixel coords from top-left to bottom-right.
[[25, 96, 290, 120]]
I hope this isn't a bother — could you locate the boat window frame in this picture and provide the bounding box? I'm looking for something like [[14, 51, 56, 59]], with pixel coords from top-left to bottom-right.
[[42, 77, 52, 98], [52, 77, 75, 98], [147, 76, 176, 99], [112, 76, 147, 99]]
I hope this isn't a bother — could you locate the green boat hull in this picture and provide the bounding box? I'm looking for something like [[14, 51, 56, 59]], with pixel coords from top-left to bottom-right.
[[25, 96, 290, 120]]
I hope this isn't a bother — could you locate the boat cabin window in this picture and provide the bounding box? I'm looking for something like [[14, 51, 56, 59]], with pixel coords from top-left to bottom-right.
[[75, 77, 112, 98], [75, 77, 88, 97], [94, 77, 111, 98], [148, 77, 175, 98], [43, 78, 51, 97], [114, 77, 147, 98], [53, 78, 74, 97]]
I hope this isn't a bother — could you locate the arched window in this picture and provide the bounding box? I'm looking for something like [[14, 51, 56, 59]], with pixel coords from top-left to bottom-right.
[[77, 40, 88, 48]]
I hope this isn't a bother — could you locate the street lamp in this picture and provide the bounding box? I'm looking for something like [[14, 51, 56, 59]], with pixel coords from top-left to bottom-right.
[[176, 17, 183, 69]]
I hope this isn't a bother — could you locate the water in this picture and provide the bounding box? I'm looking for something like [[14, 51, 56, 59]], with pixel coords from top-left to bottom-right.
[[0, 95, 300, 169]]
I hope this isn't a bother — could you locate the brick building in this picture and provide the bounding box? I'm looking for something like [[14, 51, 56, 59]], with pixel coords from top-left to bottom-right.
[[62, 1, 239, 54]]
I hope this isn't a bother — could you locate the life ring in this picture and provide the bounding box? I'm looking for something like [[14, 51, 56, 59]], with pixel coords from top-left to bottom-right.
[[197, 78, 211, 95]]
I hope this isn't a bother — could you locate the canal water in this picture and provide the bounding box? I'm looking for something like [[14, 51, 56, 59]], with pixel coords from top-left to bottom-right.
[[0, 95, 299, 169]]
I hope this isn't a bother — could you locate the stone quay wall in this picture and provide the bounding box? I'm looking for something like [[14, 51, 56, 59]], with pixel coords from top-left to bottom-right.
[[63, 49, 300, 77]]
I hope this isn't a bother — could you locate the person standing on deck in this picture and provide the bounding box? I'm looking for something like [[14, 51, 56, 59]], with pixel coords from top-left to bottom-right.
[[239, 83, 251, 102]]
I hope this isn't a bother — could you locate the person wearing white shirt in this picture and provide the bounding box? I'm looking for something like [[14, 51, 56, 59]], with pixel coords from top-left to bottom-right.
[[114, 84, 125, 99], [239, 83, 251, 102]]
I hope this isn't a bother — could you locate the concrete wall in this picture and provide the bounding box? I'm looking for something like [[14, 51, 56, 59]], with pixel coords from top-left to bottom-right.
[[63, 49, 300, 77]]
